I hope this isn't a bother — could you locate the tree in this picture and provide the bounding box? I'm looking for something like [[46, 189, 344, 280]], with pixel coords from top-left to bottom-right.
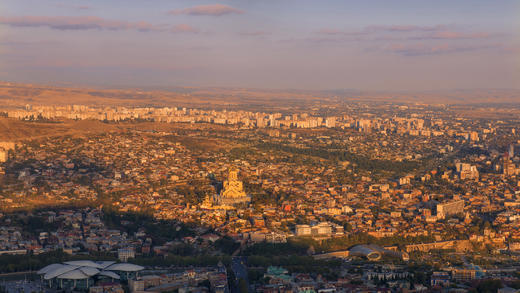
[[200, 279, 211, 289], [238, 278, 248, 293], [474, 279, 503, 293]]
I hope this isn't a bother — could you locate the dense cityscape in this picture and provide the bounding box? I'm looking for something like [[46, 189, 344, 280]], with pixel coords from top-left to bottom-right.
[[1, 0, 519, 292], [0, 99, 520, 293]]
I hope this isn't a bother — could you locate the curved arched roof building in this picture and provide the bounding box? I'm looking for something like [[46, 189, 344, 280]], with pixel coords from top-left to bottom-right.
[[349, 244, 384, 261], [37, 260, 144, 290]]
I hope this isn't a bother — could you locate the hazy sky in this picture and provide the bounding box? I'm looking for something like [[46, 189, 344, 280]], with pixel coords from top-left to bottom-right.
[[0, 0, 519, 91]]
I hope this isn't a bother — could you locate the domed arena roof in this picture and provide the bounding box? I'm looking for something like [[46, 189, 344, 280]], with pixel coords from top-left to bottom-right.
[[98, 270, 121, 279], [42, 264, 80, 280], [105, 263, 144, 272], [57, 269, 91, 280], [37, 261, 143, 280], [64, 260, 105, 269], [37, 263, 65, 275], [349, 244, 383, 260]]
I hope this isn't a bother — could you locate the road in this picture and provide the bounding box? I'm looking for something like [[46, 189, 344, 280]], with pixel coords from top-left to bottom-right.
[[232, 238, 247, 257], [231, 256, 250, 293]]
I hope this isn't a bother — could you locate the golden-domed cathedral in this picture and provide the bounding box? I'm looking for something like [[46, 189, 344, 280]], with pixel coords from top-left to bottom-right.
[[221, 167, 247, 200], [201, 167, 250, 210]]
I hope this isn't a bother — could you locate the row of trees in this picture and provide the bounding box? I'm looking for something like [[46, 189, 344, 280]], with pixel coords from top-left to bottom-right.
[[243, 233, 437, 257], [0, 250, 116, 273], [132, 255, 231, 267], [101, 206, 195, 245], [247, 255, 341, 280], [0, 251, 235, 274]]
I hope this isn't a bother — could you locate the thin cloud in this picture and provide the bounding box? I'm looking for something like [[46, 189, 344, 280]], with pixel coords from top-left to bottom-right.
[[0, 15, 198, 34], [502, 45, 520, 54], [427, 31, 497, 40], [316, 28, 342, 35], [169, 4, 244, 16], [315, 25, 503, 43], [365, 24, 447, 32], [238, 31, 270, 37], [382, 43, 497, 56], [55, 3, 91, 10], [0, 16, 162, 31], [405, 31, 503, 41], [316, 25, 448, 36], [315, 28, 365, 36], [171, 24, 199, 33]]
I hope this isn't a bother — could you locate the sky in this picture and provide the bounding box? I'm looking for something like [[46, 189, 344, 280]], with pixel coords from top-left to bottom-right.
[[0, 0, 519, 91]]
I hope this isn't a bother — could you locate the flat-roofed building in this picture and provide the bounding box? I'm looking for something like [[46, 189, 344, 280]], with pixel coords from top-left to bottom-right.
[[437, 200, 464, 219]]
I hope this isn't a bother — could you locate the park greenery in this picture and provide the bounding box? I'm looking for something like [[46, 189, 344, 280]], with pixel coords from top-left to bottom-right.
[[101, 207, 195, 245], [255, 142, 420, 175], [243, 233, 435, 256]]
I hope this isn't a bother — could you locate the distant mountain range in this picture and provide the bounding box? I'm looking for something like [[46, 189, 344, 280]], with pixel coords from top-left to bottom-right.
[[1, 81, 519, 108]]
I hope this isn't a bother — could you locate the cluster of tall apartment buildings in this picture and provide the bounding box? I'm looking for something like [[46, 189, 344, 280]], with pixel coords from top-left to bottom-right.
[[4, 105, 499, 145], [6, 105, 339, 129]]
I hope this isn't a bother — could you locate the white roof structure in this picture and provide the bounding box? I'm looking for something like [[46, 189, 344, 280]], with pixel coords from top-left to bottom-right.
[[64, 260, 104, 269], [42, 265, 80, 280], [57, 269, 91, 280], [348, 244, 406, 261], [98, 271, 120, 279], [105, 263, 144, 272], [37, 261, 142, 280], [79, 267, 100, 276], [96, 261, 117, 269], [37, 263, 64, 275], [349, 244, 383, 261]]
